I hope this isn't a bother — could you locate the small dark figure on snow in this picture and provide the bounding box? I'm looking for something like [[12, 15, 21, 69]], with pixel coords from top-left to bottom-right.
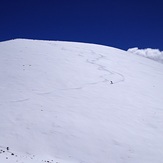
[[110, 81, 113, 84], [6, 147, 9, 151]]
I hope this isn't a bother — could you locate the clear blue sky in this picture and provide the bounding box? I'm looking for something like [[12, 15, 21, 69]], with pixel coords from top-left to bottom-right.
[[0, 0, 163, 50]]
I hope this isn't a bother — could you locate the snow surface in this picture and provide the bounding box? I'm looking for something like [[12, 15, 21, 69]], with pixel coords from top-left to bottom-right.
[[0, 39, 163, 163], [128, 47, 163, 64]]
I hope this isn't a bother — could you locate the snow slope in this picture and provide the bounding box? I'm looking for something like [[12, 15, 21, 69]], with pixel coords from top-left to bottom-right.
[[0, 39, 163, 163]]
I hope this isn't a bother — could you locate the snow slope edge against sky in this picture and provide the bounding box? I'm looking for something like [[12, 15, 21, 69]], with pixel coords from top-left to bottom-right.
[[2, 38, 163, 64]]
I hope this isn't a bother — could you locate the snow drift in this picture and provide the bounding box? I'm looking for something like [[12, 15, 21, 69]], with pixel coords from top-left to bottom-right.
[[0, 39, 163, 163], [128, 47, 163, 64]]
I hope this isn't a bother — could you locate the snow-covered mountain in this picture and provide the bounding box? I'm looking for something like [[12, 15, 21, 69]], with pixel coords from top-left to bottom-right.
[[0, 39, 163, 163]]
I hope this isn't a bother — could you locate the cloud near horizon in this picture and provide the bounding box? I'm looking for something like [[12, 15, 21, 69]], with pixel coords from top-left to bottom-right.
[[128, 48, 163, 64]]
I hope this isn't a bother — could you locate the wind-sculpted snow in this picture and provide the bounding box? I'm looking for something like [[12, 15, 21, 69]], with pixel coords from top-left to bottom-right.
[[0, 39, 163, 163], [128, 47, 163, 64]]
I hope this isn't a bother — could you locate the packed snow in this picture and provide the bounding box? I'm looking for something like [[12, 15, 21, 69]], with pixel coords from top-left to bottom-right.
[[128, 47, 163, 64], [0, 39, 163, 163]]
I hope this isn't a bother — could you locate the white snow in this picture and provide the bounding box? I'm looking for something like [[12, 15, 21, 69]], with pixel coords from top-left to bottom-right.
[[0, 39, 163, 163], [128, 47, 163, 64]]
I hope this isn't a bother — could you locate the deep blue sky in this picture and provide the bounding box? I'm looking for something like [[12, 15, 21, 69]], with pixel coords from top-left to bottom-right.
[[0, 0, 163, 50]]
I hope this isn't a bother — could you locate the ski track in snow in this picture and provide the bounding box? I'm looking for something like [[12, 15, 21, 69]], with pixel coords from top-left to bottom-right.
[[87, 50, 125, 84], [10, 98, 30, 103], [36, 49, 125, 95], [4, 49, 125, 101]]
